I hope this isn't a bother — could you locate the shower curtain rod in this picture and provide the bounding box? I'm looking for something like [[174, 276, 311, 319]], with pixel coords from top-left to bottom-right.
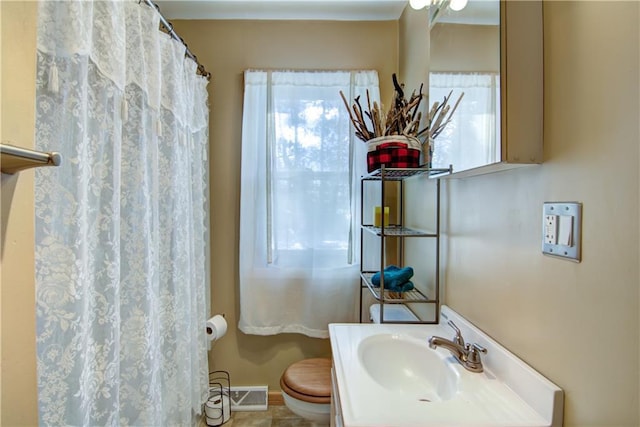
[[141, 0, 211, 80]]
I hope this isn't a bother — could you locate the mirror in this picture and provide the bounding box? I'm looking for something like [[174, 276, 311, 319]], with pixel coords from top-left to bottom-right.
[[427, 0, 543, 176], [429, 0, 501, 172]]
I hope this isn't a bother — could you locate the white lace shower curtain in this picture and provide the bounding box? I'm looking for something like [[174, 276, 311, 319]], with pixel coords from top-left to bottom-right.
[[34, 1, 210, 426]]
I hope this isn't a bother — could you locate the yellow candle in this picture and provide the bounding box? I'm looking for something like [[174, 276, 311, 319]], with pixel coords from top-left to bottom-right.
[[373, 206, 390, 227]]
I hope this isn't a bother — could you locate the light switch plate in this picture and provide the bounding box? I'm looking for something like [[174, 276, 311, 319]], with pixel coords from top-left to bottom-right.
[[542, 202, 582, 262]]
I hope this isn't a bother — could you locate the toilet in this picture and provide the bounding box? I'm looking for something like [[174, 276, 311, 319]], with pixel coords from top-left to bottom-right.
[[280, 358, 332, 426]]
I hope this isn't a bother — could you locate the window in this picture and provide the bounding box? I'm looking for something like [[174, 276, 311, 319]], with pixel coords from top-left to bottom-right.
[[239, 70, 379, 337], [430, 72, 501, 171], [270, 74, 352, 268]]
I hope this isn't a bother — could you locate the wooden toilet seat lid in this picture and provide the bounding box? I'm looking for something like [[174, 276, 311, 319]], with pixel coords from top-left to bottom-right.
[[280, 358, 332, 404]]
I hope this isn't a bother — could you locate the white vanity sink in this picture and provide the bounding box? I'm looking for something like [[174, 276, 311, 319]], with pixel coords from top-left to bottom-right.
[[358, 333, 458, 402], [329, 305, 563, 427]]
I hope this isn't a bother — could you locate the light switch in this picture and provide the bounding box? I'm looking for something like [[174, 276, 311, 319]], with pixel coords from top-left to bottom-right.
[[542, 202, 582, 262], [558, 215, 573, 246]]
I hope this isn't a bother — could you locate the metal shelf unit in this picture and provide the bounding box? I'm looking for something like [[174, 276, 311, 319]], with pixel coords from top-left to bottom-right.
[[359, 165, 451, 324]]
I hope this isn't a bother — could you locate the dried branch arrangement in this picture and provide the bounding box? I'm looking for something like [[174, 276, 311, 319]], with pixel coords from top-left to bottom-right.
[[420, 89, 465, 140], [340, 74, 421, 142], [340, 73, 464, 143]]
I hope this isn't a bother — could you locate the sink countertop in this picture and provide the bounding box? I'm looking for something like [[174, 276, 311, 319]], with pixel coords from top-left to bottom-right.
[[329, 305, 563, 427]]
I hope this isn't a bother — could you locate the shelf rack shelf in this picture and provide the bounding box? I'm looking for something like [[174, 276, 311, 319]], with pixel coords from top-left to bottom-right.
[[362, 225, 437, 238], [359, 165, 451, 324], [1, 143, 62, 174], [362, 166, 452, 181], [360, 271, 433, 303]]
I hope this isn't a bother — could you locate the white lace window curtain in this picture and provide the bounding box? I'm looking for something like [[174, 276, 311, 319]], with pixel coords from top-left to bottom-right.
[[429, 72, 500, 171], [34, 1, 210, 426], [239, 70, 378, 338]]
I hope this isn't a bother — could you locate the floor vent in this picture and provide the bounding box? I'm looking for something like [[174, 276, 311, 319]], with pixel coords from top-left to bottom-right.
[[229, 386, 268, 411]]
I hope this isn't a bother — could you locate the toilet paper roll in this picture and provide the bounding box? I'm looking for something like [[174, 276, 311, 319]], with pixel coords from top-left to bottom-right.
[[206, 315, 227, 342], [205, 393, 230, 425]]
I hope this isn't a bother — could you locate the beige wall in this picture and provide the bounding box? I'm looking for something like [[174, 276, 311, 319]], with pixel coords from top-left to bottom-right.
[[172, 19, 399, 389], [430, 23, 499, 73], [1, 2, 39, 426], [399, 5, 429, 96], [420, 2, 638, 426], [3, 2, 639, 426]]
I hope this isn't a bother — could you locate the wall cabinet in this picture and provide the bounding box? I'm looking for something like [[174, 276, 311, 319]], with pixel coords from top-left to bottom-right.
[[359, 166, 450, 324], [428, 0, 544, 177]]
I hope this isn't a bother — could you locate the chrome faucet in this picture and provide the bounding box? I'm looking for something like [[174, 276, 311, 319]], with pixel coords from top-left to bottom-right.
[[428, 320, 487, 373]]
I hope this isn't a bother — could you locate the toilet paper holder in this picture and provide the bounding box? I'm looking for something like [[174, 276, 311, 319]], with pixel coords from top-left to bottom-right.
[[206, 370, 231, 426], [206, 313, 227, 343]]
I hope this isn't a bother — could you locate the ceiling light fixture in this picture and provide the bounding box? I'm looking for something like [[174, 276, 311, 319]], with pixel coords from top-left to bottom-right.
[[449, 0, 468, 11], [409, 0, 468, 12], [409, 0, 430, 10]]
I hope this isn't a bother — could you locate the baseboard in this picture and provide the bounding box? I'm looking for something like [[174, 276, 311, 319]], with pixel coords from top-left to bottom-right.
[[268, 390, 284, 406]]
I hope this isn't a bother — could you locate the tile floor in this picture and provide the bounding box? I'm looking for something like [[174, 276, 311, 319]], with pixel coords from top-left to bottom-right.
[[203, 405, 311, 427]]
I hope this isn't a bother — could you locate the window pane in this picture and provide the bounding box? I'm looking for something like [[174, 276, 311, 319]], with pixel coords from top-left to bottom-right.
[[430, 72, 501, 171], [271, 76, 352, 267]]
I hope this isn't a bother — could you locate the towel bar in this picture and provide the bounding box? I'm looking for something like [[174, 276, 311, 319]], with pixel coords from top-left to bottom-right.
[[1, 143, 61, 174]]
